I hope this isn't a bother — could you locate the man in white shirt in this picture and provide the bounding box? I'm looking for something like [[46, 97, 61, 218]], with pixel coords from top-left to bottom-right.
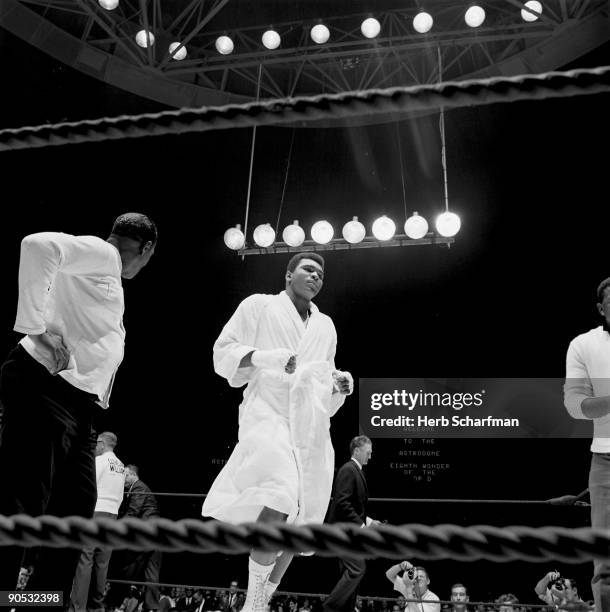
[[385, 562, 440, 612], [0, 213, 157, 600], [70, 431, 125, 612], [564, 277, 610, 612]]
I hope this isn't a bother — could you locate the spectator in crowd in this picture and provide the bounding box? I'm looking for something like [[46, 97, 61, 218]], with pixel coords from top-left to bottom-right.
[[299, 599, 311, 612], [385, 562, 440, 612], [177, 588, 197, 612], [70, 431, 125, 612], [111, 464, 161, 611], [221, 580, 245, 612], [391, 605, 401, 612], [158, 587, 175, 612], [534, 572, 583, 608], [495, 594, 519, 612], [119, 586, 142, 612], [194, 590, 206, 612], [449, 584, 469, 612]]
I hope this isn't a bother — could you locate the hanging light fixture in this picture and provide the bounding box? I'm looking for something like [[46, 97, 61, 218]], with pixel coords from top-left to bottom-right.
[[224, 225, 246, 250], [253, 223, 276, 247], [521, 0, 542, 21], [262, 29, 281, 49], [413, 12, 433, 33], [311, 221, 334, 244], [465, 5, 486, 27], [215, 35, 234, 55], [404, 212, 429, 239], [135, 29, 154, 47], [342, 217, 366, 244], [99, 0, 119, 9], [169, 42, 187, 60], [372, 216, 396, 241], [282, 220, 305, 247], [361, 18, 381, 39], [310, 24, 330, 44], [435, 212, 461, 237]]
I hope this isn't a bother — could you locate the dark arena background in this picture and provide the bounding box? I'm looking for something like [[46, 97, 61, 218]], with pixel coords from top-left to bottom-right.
[[0, 0, 609, 606]]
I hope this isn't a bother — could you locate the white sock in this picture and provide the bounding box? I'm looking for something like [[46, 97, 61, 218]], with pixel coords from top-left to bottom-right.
[[243, 558, 275, 612]]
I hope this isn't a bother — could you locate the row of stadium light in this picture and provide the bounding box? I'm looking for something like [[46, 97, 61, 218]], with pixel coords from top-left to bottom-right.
[[223, 212, 461, 251], [97, 1, 543, 58]]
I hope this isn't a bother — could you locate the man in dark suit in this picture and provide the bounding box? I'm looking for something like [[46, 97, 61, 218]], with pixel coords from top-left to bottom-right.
[[323, 436, 378, 612], [109, 464, 162, 611]]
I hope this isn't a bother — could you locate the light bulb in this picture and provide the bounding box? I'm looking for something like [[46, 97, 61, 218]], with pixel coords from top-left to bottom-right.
[[465, 5, 485, 27], [224, 225, 245, 250], [169, 42, 187, 61], [99, 0, 119, 9], [215, 36, 234, 55], [435, 211, 461, 237], [262, 30, 281, 50], [135, 29, 155, 48], [253, 223, 276, 247], [310, 24, 330, 44], [311, 220, 334, 244], [404, 212, 429, 239], [521, 0, 542, 21], [361, 18, 381, 39], [342, 217, 366, 244], [413, 12, 433, 33], [372, 215, 396, 241], [282, 221, 305, 247]]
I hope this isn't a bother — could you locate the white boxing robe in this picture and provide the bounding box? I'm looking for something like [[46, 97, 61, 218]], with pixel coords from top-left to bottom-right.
[[202, 290, 346, 525]]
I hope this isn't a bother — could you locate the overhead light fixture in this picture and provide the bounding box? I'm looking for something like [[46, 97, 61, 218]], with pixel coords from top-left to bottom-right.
[[372, 215, 396, 241], [361, 18, 381, 39], [311, 220, 334, 244], [342, 216, 366, 244], [310, 24, 330, 44], [435, 211, 461, 237], [253, 223, 276, 247], [404, 212, 429, 239], [521, 0, 542, 21], [465, 5, 486, 27], [98, 0, 119, 9], [135, 29, 154, 48], [262, 29, 281, 50], [413, 12, 433, 33], [224, 225, 246, 250], [282, 220, 305, 247], [215, 35, 234, 55], [169, 42, 187, 60]]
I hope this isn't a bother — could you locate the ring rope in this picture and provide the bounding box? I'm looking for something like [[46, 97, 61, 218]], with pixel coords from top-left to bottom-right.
[[0, 515, 607, 562], [0, 65, 609, 152]]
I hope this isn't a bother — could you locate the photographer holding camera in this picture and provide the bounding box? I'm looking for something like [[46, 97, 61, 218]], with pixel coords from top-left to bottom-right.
[[385, 561, 440, 612], [534, 571, 583, 608]]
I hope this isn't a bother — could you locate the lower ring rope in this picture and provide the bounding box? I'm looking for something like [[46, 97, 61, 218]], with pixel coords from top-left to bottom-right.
[[0, 65, 609, 152], [0, 515, 607, 562]]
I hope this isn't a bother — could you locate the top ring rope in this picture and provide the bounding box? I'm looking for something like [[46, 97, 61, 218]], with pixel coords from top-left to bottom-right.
[[0, 515, 607, 563], [0, 65, 610, 152]]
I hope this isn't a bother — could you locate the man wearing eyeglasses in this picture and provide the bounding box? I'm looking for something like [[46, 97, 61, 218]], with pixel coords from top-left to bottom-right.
[[385, 562, 440, 612]]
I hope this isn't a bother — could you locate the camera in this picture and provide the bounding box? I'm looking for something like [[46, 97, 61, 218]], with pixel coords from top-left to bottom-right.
[[548, 577, 568, 591]]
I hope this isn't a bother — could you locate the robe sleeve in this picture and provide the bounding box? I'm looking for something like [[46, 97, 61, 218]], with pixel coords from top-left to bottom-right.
[[213, 294, 270, 388], [327, 321, 346, 416]]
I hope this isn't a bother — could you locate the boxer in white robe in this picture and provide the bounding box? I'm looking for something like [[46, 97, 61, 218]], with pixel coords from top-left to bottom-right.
[[202, 253, 353, 612]]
